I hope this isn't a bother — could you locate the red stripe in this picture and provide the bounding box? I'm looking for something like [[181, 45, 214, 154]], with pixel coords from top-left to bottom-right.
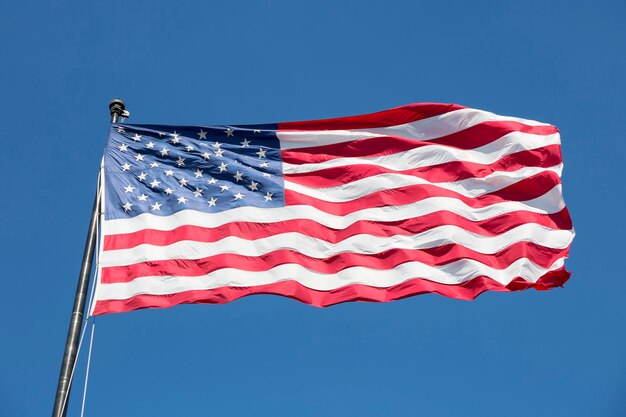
[[284, 146, 563, 187], [285, 171, 562, 215], [103, 208, 572, 251], [278, 103, 465, 131], [282, 121, 558, 163], [92, 268, 570, 315], [101, 242, 571, 283]]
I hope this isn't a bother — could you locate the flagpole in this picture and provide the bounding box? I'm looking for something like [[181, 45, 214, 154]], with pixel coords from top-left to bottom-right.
[[51, 99, 127, 417]]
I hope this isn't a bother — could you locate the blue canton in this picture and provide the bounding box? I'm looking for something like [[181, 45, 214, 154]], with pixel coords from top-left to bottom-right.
[[104, 123, 284, 220]]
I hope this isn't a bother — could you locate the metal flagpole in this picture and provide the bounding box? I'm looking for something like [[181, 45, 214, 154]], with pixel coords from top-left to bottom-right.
[[51, 99, 127, 417]]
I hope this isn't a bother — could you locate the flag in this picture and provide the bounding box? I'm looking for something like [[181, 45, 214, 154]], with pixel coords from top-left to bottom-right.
[[90, 102, 574, 315]]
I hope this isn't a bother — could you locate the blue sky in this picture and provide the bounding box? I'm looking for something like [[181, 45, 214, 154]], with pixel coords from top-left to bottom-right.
[[1, 1, 625, 416]]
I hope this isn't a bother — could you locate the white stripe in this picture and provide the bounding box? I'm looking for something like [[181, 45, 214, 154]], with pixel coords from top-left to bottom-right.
[[96, 257, 567, 300], [100, 223, 574, 267], [278, 108, 552, 149], [103, 185, 567, 235], [284, 165, 562, 202], [283, 132, 560, 173]]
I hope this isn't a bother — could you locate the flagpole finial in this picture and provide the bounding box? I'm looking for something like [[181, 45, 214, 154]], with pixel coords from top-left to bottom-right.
[[109, 99, 128, 123]]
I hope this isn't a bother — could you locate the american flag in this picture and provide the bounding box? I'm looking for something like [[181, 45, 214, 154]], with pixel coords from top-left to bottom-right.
[[91, 103, 574, 315]]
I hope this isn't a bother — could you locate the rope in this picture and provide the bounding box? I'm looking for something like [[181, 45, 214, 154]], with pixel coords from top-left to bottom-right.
[[58, 318, 90, 417], [80, 319, 96, 417], [86, 169, 103, 318], [59, 172, 103, 416]]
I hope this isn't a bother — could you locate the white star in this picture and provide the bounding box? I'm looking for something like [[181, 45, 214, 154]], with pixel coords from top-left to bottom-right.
[[164, 187, 173, 195], [248, 181, 259, 191], [220, 184, 231, 192], [150, 162, 159, 168], [138, 194, 148, 202], [160, 147, 169, 157], [202, 152, 211, 160], [207, 197, 217, 207], [259, 162, 269, 168], [198, 129, 208, 139], [121, 162, 131, 171], [218, 162, 228, 173], [116, 126, 125, 133], [185, 144, 194, 152], [253, 129, 261, 134], [234, 192, 244, 200], [132, 134, 142, 142], [170, 131, 181, 144], [157, 132, 165, 137], [214, 148, 225, 158], [256, 148, 267, 158], [207, 178, 218, 185], [177, 196, 187, 204], [262, 172, 271, 177], [138, 172, 147, 181], [151, 202, 162, 211], [212, 142, 222, 149], [164, 170, 174, 176], [233, 171, 244, 182], [179, 178, 189, 187], [224, 128, 234, 137], [193, 188, 204, 197], [124, 184, 135, 193], [122, 202, 133, 212], [176, 157, 185, 167], [134, 153, 145, 161], [263, 192, 273, 201], [194, 169, 204, 178], [240, 138, 251, 147], [150, 179, 161, 188], [118, 143, 128, 152], [146, 141, 155, 149]]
